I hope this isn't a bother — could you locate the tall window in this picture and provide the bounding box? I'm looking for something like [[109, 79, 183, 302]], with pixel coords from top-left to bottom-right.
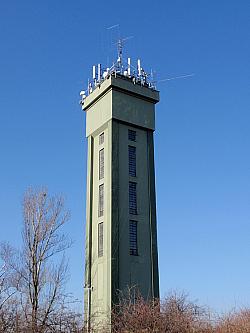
[[128, 129, 136, 142], [98, 222, 104, 257], [99, 132, 104, 145], [128, 146, 136, 177], [99, 148, 104, 180], [98, 184, 104, 217], [129, 220, 138, 255], [129, 182, 137, 215]]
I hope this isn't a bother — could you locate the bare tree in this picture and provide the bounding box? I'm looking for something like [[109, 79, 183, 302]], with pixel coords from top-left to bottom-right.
[[0, 264, 8, 310], [110, 289, 212, 333], [1, 188, 72, 333], [0, 257, 21, 331], [0, 248, 25, 333], [215, 309, 250, 333], [45, 303, 84, 333]]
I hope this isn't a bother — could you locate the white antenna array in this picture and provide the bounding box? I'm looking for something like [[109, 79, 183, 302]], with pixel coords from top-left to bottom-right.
[[79, 36, 157, 109], [79, 28, 194, 109]]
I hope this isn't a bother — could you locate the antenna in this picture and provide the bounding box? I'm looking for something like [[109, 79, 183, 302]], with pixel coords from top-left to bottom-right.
[[106, 24, 120, 30], [79, 27, 161, 108], [158, 73, 195, 83], [128, 57, 131, 76], [79, 90, 87, 110], [137, 59, 141, 77], [106, 24, 121, 59], [97, 64, 101, 82], [116, 36, 133, 62]]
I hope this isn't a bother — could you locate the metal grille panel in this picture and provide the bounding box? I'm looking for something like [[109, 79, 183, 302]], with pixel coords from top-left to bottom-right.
[[128, 129, 136, 142], [129, 182, 137, 215], [128, 146, 136, 177], [129, 220, 138, 255], [99, 132, 104, 145], [99, 148, 104, 180], [98, 222, 103, 257], [98, 184, 104, 217]]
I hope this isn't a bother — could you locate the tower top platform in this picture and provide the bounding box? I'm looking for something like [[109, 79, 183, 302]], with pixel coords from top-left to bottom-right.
[[82, 73, 159, 112], [80, 43, 160, 111], [83, 73, 159, 137]]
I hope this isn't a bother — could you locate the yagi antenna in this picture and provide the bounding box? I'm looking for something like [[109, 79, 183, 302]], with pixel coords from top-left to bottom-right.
[[158, 73, 195, 83], [106, 24, 120, 30], [106, 24, 133, 59], [117, 36, 133, 60]]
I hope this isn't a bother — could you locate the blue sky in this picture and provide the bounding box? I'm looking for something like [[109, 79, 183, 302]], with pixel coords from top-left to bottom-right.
[[0, 1, 249, 312]]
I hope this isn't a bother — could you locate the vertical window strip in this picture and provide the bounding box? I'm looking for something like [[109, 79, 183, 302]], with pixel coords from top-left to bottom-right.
[[129, 220, 138, 255], [99, 132, 104, 145], [98, 184, 104, 217], [98, 222, 104, 257], [99, 148, 104, 180], [129, 182, 137, 215], [128, 129, 136, 142], [128, 146, 136, 177]]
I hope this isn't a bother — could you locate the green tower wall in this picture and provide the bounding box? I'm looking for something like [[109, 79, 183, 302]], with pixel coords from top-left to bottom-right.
[[83, 75, 159, 330]]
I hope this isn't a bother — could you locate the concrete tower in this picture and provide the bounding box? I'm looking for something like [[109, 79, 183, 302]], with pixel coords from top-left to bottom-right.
[[81, 56, 159, 329]]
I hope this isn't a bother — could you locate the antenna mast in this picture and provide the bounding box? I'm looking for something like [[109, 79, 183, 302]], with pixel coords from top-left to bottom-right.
[[79, 28, 158, 109]]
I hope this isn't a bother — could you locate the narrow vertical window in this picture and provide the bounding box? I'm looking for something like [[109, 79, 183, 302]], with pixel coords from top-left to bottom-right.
[[98, 184, 104, 217], [128, 146, 136, 177], [98, 222, 104, 257], [128, 129, 136, 142], [129, 220, 138, 255], [129, 182, 137, 215], [99, 148, 104, 180], [99, 132, 104, 145]]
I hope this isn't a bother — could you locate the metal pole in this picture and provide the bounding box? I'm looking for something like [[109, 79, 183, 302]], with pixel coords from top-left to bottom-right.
[[87, 286, 91, 333]]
